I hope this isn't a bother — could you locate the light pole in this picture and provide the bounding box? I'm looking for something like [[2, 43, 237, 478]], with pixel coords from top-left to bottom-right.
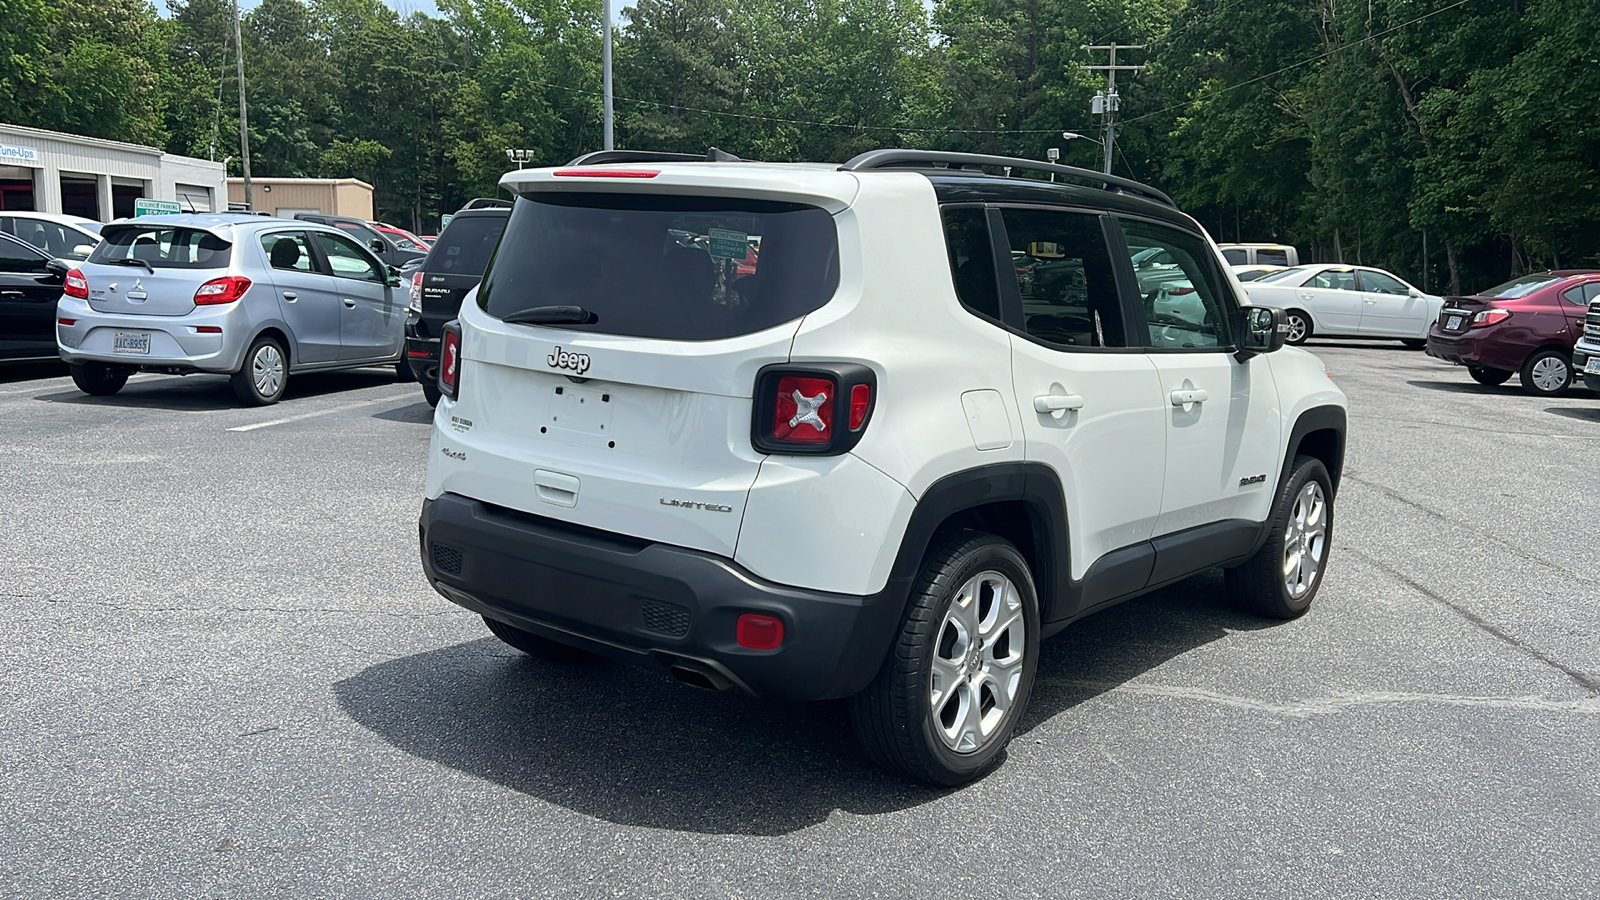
[[504, 149, 536, 168], [602, 0, 614, 150]]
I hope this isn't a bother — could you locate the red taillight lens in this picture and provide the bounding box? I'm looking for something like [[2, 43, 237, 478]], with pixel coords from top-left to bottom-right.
[[1471, 309, 1511, 328], [57, 318, 76, 326], [1168, 286, 1196, 295], [193, 275, 251, 305], [63, 268, 88, 300], [439, 325, 461, 399], [849, 383, 871, 430], [551, 168, 660, 178], [735, 614, 784, 650], [773, 375, 834, 444]]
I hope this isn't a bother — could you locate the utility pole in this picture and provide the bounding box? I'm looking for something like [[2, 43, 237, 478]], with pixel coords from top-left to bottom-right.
[[602, 0, 614, 150], [233, 0, 252, 209], [1080, 43, 1145, 175]]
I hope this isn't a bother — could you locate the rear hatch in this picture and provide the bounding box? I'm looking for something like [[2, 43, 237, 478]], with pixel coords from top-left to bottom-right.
[[81, 222, 233, 316], [419, 212, 507, 324], [437, 167, 854, 556], [1435, 296, 1497, 335]]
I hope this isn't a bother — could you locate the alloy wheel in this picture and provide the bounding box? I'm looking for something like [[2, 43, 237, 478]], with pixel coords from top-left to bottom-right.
[[1286, 314, 1308, 343], [1283, 481, 1328, 599], [929, 570, 1027, 753]]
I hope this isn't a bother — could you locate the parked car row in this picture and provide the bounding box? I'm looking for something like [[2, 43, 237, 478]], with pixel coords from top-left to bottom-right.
[[1426, 270, 1600, 395]]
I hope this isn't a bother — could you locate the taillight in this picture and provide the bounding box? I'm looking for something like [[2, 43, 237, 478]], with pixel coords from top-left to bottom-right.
[[752, 364, 876, 455], [194, 275, 251, 305], [439, 322, 461, 399], [409, 271, 423, 313], [1471, 309, 1511, 328], [1167, 286, 1196, 295], [63, 268, 88, 300], [735, 614, 784, 650]]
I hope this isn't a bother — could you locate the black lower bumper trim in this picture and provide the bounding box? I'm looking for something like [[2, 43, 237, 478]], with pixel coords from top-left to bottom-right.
[[419, 494, 907, 701]]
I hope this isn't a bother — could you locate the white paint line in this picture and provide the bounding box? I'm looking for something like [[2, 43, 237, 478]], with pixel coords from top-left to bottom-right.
[[227, 397, 391, 432], [1044, 679, 1600, 718]]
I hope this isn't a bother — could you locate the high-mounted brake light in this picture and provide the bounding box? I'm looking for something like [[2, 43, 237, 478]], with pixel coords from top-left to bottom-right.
[[551, 168, 660, 178], [194, 275, 251, 305], [63, 268, 88, 300], [1471, 309, 1511, 328], [439, 322, 462, 400]]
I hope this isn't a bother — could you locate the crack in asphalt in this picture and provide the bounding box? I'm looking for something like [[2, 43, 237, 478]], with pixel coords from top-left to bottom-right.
[[1045, 679, 1600, 717], [1346, 545, 1600, 696], [25, 595, 449, 618], [1347, 413, 1600, 441]]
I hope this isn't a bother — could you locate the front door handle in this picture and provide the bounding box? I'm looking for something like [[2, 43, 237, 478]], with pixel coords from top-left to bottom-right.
[[1170, 388, 1209, 406], [342, 297, 357, 308], [282, 291, 298, 302], [1033, 394, 1085, 412], [1, 290, 23, 297]]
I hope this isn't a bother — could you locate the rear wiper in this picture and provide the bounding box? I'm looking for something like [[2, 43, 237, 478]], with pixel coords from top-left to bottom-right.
[[501, 305, 598, 326], [111, 258, 155, 274]]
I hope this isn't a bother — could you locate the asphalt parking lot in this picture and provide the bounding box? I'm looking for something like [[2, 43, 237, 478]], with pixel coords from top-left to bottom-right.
[[2, 346, 1597, 899]]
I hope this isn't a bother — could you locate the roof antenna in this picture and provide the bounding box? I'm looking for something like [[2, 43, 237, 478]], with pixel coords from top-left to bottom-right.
[[706, 147, 742, 162]]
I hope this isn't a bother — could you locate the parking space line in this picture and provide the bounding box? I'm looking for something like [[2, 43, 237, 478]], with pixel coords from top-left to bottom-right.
[[227, 397, 393, 432]]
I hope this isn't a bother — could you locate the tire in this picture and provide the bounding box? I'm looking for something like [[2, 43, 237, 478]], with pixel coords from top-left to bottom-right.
[[395, 360, 415, 383], [1518, 349, 1571, 396], [483, 615, 594, 662], [421, 381, 441, 407], [1468, 366, 1512, 387], [1401, 339, 1427, 350], [69, 362, 130, 396], [849, 532, 1040, 786], [230, 335, 289, 406], [1284, 310, 1312, 345], [1225, 455, 1334, 620]]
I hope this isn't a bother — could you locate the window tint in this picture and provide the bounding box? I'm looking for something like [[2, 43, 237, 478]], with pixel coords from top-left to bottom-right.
[[941, 207, 1000, 321], [1561, 283, 1600, 305], [333, 221, 382, 246], [478, 192, 839, 341], [382, 230, 426, 251], [0, 234, 48, 272], [6, 218, 94, 260], [260, 232, 315, 273], [1360, 270, 1409, 295], [90, 225, 231, 269], [1308, 268, 1357, 291], [312, 232, 383, 282], [1221, 248, 1247, 265], [1256, 265, 1310, 284], [1000, 207, 1125, 349], [1256, 248, 1290, 267], [1478, 274, 1563, 298], [429, 214, 506, 277], [1119, 219, 1232, 349], [1588, 284, 1600, 304]]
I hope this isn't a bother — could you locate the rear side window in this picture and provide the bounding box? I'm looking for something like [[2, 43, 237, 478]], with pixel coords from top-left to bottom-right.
[[1220, 248, 1247, 265], [1256, 248, 1291, 267], [429, 215, 506, 277], [479, 192, 839, 341], [941, 207, 1000, 321], [91, 225, 231, 269]]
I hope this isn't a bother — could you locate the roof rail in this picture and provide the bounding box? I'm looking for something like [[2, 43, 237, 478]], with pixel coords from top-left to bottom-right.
[[460, 197, 512, 210], [565, 147, 744, 166], [839, 149, 1175, 208]]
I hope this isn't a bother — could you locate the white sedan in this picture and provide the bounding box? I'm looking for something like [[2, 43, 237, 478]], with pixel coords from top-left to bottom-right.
[[1241, 264, 1444, 346]]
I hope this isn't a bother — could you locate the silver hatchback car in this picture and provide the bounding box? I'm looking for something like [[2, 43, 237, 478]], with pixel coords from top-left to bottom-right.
[[55, 214, 409, 405]]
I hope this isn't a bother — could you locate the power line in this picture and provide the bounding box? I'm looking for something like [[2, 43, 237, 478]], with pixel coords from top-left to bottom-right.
[[1122, 0, 1477, 126]]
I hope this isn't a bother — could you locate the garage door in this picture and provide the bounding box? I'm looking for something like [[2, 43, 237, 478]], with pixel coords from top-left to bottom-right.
[[176, 185, 212, 213]]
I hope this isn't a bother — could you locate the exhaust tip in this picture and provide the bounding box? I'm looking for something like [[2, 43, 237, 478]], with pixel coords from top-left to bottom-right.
[[669, 664, 731, 692]]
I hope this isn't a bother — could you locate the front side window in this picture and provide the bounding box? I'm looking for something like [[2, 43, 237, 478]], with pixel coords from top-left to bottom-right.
[[1307, 268, 1358, 292], [1000, 207, 1126, 349], [1359, 270, 1409, 295], [1221, 248, 1247, 265], [478, 192, 839, 341], [1119, 218, 1232, 349], [90, 225, 231, 269], [260, 232, 316, 273], [0, 235, 48, 273], [941, 207, 1000, 321], [312, 232, 383, 282]]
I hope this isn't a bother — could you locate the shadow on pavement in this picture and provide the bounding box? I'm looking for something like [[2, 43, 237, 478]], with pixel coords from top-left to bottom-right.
[[334, 569, 1264, 835], [1545, 406, 1600, 423], [1405, 379, 1516, 395], [32, 369, 402, 411], [373, 400, 434, 424], [0, 361, 67, 384], [1304, 340, 1420, 352]]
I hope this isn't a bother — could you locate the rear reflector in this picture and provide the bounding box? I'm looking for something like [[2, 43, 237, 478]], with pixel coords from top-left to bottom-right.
[[63, 269, 88, 300], [735, 614, 784, 650], [194, 275, 252, 305], [551, 168, 660, 178], [57, 318, 76, 326], [406, 349, 431, 357], [849, 383, 871, 430], [195, 325, 222, 334]]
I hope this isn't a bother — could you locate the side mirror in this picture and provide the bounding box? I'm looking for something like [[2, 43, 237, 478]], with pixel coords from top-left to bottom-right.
[[370, 237, 387, 255], [1408, 286, 1422, 298], [44, 258, 71, 282], [72, 244, 95, 258], [1235, 305, 1286, 359]]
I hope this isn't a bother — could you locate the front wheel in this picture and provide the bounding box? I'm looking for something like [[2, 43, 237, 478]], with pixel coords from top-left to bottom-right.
[[1284, 310, 1312, 345], [1518, 349, 1571, 396], [231, 336, 289, 406], [69, 362, 130, 396], [1225, 455, 1334, 619], [849, 533, 1040, 786], [1468, 366, 1512, 386]]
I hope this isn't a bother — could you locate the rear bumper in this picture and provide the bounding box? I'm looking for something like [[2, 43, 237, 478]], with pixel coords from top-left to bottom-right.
[[1424, 326, 1526, 371], [55, 295, 246, 373], [419, 493, 905, 701], [404, 312, 440, 381]]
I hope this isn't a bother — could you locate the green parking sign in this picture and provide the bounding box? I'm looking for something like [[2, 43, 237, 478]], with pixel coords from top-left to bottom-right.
[[133, 199, 182, 217]]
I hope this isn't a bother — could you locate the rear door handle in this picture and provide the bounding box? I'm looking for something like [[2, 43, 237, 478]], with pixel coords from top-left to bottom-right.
[[282, 291, 298, 301], [342, 297, 357, 308], [1170, 388, 1209, 406], [1, 290, 23, 297], [1033, 394, 1085, 412]]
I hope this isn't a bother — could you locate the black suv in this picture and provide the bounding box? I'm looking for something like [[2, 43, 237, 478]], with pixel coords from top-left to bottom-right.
[[405, 206, 509, 405], [293, 213, 428, 270]]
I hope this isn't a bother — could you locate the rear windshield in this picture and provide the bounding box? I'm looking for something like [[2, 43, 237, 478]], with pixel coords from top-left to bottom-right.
[[478, 192, 839, 341], [428, 214, 506, 277], [91, 225, 231, 269], [1476, 274, 1564, 299]]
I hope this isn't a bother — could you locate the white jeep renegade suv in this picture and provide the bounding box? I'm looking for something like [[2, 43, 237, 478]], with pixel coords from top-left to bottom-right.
[[418, 149, 1347, 785]]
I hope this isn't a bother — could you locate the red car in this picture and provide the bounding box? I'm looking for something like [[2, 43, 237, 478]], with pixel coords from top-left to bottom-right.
[[1425, 270, 1600, 395]]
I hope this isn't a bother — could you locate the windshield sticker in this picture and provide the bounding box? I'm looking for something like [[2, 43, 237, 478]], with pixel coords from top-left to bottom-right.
[[707, 228, 748, 260]]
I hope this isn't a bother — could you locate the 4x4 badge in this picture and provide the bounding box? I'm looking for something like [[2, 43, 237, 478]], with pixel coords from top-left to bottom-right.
[[547, 346, 591, 375]]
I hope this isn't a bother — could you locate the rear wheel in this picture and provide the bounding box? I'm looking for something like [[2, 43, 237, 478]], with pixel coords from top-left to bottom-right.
[[231, 336, 289, 406], [395, 360, 415, 383], [1284, 310, 1312, 345], [849, 532, 1039, 786], [421, 382, 441, 407], [69, 362, 130, 396], [1468, 366, 1512, 386], [1226, 455, 1334, 620], [1518, 349, 1571, 396]]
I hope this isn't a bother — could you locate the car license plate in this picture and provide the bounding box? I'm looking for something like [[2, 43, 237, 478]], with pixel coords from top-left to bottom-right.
[[112, 331, 151, 354], [1586, 358, 1600, 376], [1445, 315, 1463, 330]]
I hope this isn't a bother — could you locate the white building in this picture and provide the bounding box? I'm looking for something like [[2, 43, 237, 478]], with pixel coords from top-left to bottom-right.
[[0, 123, 227, 221]]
